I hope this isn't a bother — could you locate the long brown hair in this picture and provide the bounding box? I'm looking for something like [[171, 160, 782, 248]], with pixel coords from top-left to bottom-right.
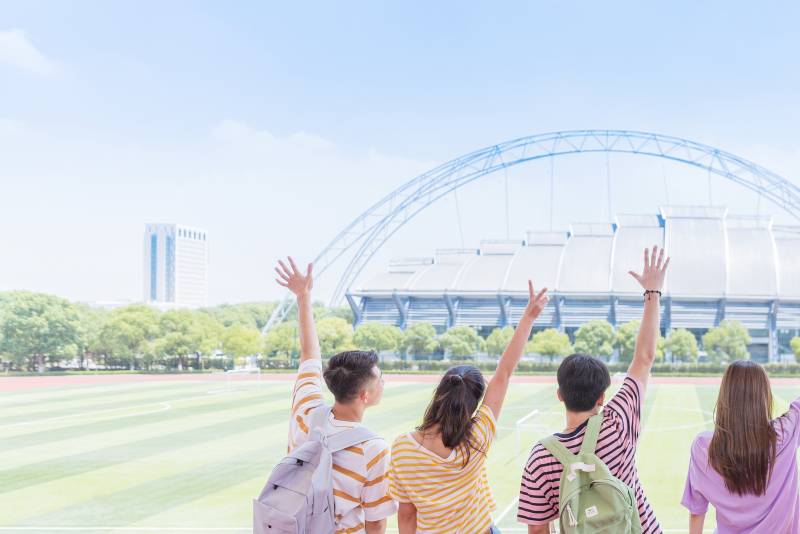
[[417, 365, 486, 467], [708, 360, 777, 496]]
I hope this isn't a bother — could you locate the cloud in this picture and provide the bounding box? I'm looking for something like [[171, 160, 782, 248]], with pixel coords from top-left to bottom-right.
[[0, 29, 60, 77]]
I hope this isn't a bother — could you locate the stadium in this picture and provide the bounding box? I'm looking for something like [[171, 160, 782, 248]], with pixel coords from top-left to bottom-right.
[[263, 130, 800, 363], [348, 207, 800, 362]]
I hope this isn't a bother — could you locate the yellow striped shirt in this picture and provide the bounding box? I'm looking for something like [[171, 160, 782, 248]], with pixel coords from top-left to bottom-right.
[[288, 360, 397, 534], [388, 404, 497, 533]]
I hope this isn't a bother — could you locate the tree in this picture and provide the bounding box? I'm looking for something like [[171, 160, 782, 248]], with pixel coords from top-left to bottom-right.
[[0, 291, 82, 371], [573, 320, 615, 359], [614, 320, 665, 363], [154, 310, 224, 368], [400, 323, 439, 358], [99, 304, 161, 369], [526, 328, 572, 361], [73, 303, 108, 369], [353, 323, 403, 354], [439, 326, 485, 360], [790, 336, 800, 361], [666, 328, 698, 362], [222, 325, 261, 357], [485, 327, 514, 357], [263, 321, 300, 358], [317, 317, 355, 355], [702, 320, 751, 362]]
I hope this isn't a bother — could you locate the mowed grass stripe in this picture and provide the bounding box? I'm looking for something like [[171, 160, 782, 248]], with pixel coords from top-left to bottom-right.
[[7, 384, 435, 526], [0, 379, 213, 404], [2, 407, 299, 527], [0, 382, 429, 475], [0, 386, 291, 455], [1, 384, 260, 425]]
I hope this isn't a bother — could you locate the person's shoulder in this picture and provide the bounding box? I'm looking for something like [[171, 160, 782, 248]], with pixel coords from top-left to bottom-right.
[[691, 431, 713, 454], [525, 441, 554, 470]]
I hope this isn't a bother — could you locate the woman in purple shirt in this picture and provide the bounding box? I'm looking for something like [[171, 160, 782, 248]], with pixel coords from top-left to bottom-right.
[[682, 360, 800, 533]]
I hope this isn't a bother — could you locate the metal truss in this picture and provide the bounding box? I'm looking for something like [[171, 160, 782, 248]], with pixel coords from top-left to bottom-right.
[[263, 129, 800, 333]]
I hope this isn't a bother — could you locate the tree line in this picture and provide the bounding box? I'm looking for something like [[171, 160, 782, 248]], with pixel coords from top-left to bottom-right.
[[0, 290, 776, 372]]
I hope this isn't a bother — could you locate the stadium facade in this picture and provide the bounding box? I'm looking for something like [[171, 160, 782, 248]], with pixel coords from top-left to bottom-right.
[[346, 206, 800, 362]]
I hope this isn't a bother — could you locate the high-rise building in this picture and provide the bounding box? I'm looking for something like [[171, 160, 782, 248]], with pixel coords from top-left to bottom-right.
[[143, 224, 208, 308]]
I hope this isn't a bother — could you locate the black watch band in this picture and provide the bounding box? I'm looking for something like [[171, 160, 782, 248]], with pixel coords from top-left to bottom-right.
[[643, 289, 662, 300]]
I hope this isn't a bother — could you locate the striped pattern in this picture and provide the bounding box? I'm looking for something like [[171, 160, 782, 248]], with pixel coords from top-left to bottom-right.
[[388, 404, 497, 533], [288, 360, 396, 533], [517, 376, 662, 533]]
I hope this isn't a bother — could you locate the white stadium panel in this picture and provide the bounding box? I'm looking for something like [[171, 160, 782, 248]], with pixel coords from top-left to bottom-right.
[[726, 217, 778, 298], [774, 228, 800, 299], [661, 206, 727, 298], [670, 300, 720, 329], [502, 231, 567, 293], [611, 215, 664, 294], [407, 249, 478, 292], [357, 271, 418, 292], [453, 298, 503, 327], [558, 223, 615, 293], [453, 241, 519, 292], [724, 301, 772, 330]]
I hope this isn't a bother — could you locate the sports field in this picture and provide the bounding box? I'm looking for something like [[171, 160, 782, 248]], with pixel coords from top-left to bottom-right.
[[1, 373, 798, 533]]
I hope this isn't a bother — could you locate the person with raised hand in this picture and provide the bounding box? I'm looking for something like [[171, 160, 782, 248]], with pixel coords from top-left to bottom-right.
[[388, 281, 549, 534], [275, 257, 396, 534], [517, 246, 669, 534], [682, 360, 800, 533]]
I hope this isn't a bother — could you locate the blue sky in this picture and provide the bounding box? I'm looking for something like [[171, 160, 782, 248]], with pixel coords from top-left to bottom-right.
[[1, 1, 799, 305]]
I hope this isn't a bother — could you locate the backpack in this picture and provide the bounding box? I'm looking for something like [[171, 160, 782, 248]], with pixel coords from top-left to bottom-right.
[[253, 405, 378, 534], [539, 411, 642, 534]]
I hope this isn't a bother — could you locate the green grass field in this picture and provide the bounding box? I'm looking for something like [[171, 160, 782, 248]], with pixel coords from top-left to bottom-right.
[[1, 375, 797, 533]]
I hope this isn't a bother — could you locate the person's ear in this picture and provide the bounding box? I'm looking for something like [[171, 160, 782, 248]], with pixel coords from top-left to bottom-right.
[[556, 388, 563, 402], [597, 393, 605, 407], [360, 389, 369, 405]]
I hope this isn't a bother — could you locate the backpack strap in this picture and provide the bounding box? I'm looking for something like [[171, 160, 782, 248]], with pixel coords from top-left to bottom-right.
[[540, 435, 580, 468], [308, 404, 331, 432], [325, 426, 379, 453], [579, 410, 603, 456]]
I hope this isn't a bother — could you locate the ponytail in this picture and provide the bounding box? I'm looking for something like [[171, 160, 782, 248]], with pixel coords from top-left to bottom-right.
[[417, 365, 486, 467]]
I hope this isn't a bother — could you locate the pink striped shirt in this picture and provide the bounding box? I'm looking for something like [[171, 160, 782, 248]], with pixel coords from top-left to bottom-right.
[[516, 376, 661, 533]]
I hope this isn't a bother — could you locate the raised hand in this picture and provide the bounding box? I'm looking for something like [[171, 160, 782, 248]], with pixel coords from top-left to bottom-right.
[[524, 280, 549, 321], [275, 257, 313, 298], [628, 245, 669, 292]]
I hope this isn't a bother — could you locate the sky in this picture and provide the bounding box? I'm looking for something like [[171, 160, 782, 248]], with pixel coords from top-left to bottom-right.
[[1, 0, 800, 306]]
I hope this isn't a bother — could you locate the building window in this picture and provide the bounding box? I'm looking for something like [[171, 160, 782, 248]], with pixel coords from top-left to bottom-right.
[[150, 234, 158, 300], [166, 234, 175, 302]]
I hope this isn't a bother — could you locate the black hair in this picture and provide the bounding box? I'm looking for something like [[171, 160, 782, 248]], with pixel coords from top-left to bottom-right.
[[557, 353, 611, 412], [417, 365, 486, 467], [323, 350, 380, 403]]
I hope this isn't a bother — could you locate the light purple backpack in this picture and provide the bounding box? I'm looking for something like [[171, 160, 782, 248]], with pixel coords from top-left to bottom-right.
[[253, 405, 378, 534]]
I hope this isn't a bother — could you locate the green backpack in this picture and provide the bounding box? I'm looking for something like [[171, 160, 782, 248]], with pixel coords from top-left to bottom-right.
[[539, 411, 642, 534]]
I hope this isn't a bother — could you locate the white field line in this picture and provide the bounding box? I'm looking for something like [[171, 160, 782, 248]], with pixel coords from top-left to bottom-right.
[[494, 496, 519, 526]]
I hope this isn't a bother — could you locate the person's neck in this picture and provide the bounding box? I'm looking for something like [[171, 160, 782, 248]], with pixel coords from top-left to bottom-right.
[[563, 407, 600, 433], [332, 401, 365, 423]]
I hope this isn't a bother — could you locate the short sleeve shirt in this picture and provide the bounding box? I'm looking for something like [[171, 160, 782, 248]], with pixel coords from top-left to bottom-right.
[[517, 376, 661, 533], [388, 404, 497, 533], [288, 360, 397, 532]]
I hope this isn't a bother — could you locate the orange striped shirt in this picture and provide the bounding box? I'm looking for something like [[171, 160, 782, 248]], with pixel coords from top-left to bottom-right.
[[288, 360, 397, 534], [388, 404, 497, 533]]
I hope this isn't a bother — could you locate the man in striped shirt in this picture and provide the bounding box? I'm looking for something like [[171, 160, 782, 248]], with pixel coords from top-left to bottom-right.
[[276, 257, 397, 534], [517, 246, 669, 534]]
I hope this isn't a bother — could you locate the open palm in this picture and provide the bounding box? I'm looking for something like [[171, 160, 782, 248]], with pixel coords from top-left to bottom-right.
[[275, 257, 313, 297], [629, 245, 669, 291]]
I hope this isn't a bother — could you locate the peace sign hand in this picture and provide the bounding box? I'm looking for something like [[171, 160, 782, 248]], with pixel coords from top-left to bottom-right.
[[524, 281, 549, 321]]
